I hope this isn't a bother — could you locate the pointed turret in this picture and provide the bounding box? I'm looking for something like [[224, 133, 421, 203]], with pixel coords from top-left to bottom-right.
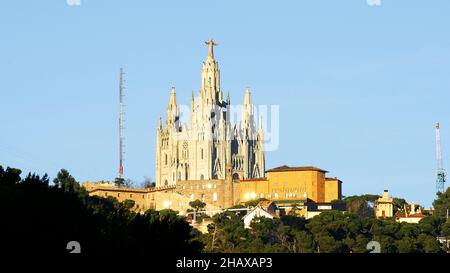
[[158, 115, 162, 130], [242, 87, 254, 131], [166, 87, 179, 126], [244, 87, 251, 105]]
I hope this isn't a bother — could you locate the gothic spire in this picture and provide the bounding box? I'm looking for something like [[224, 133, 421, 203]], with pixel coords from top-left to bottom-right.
[[242, 87, 254, 130], [244, 87, 251, 105], [167, 87, 179, 126]]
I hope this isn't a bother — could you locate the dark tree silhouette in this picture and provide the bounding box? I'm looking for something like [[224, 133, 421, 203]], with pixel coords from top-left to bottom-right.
[[0, 165, 203, 255]]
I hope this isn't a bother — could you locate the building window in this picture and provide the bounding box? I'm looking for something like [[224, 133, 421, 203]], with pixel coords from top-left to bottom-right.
[[200, 174, 204, 180], [201, 149, 204, 160], [165, 154, 168, 165], [190, 194, 194, 200], [201, 194, 205, 201], [213, 192, 218, 202], [117, 193, 120, 197], [105, 193, 108, 197], [259, 193, 264, 198], [130, 194, 133, 198]]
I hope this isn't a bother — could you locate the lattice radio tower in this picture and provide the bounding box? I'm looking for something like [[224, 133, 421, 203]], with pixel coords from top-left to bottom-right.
[[119, 67, 125, 179], [435, 122, 446, 194]]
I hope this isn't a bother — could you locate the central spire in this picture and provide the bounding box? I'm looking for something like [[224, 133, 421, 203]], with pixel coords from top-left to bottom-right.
[[205, 39, 217, 60], [200, 39, 222, 106]]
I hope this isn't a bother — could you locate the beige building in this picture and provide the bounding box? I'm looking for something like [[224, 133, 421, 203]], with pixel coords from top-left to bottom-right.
[[240, 165, 342, 203], [82, 182, 222, 214], [374, 190, 394, 219], [175, 163, 240, 209], [155, 39, 265, 187]]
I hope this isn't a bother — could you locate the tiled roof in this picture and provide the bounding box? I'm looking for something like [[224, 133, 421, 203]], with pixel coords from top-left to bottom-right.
[[266, 165, 328, 173], [240, 177, 269, 182]]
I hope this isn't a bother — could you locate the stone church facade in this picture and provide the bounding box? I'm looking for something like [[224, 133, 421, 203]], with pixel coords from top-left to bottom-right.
[[155, 40, 265, 187]]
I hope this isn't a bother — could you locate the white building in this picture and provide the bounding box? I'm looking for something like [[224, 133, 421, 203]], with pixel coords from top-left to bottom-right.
[[243, 206, 279, 229], [155, 40, 265, 187]]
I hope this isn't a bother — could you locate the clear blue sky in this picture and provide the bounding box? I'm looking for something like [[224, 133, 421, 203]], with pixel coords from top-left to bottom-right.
[[1, 0, 449, 207]]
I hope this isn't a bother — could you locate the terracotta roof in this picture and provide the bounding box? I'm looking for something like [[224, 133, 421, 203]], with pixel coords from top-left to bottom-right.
[[404, 213, 427, 218], [266, 165, 328, 173], [325, 178, 342, 182], [240, 177, 268, 182], [258, 200, 274, 207]]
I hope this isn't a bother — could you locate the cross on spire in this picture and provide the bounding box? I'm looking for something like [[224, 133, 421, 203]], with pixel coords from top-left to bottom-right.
[[205, 39, 218, 59]]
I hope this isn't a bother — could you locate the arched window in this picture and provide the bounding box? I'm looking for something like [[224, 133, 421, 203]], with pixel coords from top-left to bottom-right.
[[200, 149, 204, 160], [165, 154, 168, 165], [200, 174, 204, 180], [164, 180, 168, 186], [213, 192, 218, 202]]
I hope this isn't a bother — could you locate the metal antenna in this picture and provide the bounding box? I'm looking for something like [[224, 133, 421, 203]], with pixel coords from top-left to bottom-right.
[[435, 122, 446, 194], [119, 67, 125, 179]]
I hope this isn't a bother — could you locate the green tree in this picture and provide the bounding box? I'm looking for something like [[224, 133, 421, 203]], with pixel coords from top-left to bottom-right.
[[0, 165, 202, 255], [189, 199, 206, 213], [396, 236, 419, 253], [433, 187, 450, 218], [418, 216, 444, 236], [53, 169, 81, 193], [417, 234, 442, 253], [249, 217, 277, 244], [114, 177, 125, 187], [0, 166, 22, 186], [123, 199, 136, 210], [441, 221, 450, 237], [344, 195, 377, 217], [292, 230, 315, 253]]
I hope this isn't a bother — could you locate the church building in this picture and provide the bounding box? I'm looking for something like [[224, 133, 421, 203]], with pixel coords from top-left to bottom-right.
[[155, 40, 265, 187]]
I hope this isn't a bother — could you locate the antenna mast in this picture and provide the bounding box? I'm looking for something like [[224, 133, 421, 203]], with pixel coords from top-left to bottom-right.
[[435, 122, 446, 194], [119, 67, 125, 179]]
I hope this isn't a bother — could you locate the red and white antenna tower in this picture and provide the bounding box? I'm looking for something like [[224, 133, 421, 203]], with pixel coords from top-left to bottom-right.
[[119, 67, 125, 179]]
